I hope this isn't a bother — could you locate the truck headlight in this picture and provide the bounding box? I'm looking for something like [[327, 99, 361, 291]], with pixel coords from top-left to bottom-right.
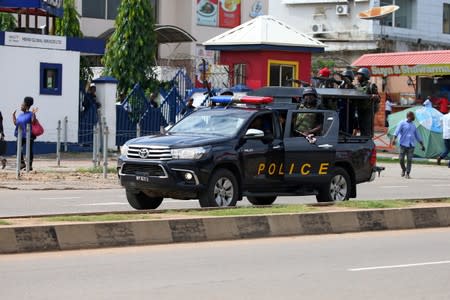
[[120, 144, 129, 156], [171, 147, 209, 160]]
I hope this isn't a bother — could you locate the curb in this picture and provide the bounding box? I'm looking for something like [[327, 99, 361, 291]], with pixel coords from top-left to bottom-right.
[[1, 206, 449, 254]]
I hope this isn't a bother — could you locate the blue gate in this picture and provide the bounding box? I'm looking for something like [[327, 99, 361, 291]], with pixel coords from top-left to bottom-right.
[[116, 84, 186, 146]]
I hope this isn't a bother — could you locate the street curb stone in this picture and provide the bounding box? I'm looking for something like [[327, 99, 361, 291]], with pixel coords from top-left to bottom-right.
[[1, 206, 449, 254]]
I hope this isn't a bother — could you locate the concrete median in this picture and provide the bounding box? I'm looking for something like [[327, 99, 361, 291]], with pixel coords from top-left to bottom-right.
[[1, 205, 450, 254]]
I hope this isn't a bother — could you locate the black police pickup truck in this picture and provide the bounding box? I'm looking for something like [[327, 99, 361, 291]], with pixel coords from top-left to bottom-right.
[[118, 87, 380, 209]]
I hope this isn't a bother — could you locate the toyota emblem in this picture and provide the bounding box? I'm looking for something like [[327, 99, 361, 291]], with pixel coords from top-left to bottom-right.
[[139, 148, 149, 158]]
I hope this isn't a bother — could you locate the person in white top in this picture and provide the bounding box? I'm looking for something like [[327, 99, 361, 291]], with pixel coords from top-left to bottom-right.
[[437, 113, 450, 167], [423, 96, 433, 108], [385, 95, 393, 127]]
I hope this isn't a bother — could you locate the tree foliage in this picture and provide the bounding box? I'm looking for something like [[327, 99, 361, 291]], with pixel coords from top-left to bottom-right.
[[312, 58, 336, 74], [102, 0, 158, 95], [55, 0, 93, 82], [0, 12, 16, 31]]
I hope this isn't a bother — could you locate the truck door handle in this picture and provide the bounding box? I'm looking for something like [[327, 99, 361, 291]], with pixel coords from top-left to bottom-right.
[[318, 144, 333, 149]]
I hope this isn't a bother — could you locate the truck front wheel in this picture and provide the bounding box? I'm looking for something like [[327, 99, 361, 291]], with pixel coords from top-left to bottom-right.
[[247, 196, 277, 205], [199, 169, 238, 208], [316, 167, 350, 202], [126, 190, 163, 209]]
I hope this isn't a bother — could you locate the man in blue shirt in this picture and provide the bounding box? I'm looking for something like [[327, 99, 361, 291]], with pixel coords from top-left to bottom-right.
[[391, 111, 425, 179]]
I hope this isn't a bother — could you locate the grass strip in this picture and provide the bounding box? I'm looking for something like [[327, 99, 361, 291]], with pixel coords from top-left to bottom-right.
[[29, 200, 450, 223], [336, 200, 414, 209], [0, 220, 11, 225], [44, 213, 159, 222], [177, 204, 316, 217]]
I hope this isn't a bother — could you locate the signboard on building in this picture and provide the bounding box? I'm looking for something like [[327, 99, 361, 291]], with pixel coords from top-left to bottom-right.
[[197, 0, 241, 28], [5, 32, 66, 50], [371, 64, 450, 77]]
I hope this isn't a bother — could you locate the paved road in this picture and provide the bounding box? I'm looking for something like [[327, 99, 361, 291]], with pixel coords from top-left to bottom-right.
[[1, 228, 450, 300], [0, 163, 448, 217]]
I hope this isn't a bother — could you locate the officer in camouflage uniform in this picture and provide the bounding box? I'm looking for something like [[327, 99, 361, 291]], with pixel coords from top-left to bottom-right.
[[294, 87, 322, 137], [354, 67, 380, 136]]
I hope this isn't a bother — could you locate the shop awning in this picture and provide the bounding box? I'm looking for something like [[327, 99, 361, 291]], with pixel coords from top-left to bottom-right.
[[352, 50, 450, 77]]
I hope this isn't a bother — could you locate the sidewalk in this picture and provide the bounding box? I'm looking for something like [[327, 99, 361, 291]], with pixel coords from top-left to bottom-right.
[[0, 152, 119, 190]]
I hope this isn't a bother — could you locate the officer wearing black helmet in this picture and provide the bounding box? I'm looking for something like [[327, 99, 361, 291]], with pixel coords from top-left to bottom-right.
[[294, 87, 322, 138], [339, 69, 355, 89], [300, 87, 319, 109], [354, 67, 380, 136], [337, 69, 356, 134]]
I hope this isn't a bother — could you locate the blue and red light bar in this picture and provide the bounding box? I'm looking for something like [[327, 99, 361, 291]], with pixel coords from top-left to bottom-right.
[[211, 95, 273, 105]]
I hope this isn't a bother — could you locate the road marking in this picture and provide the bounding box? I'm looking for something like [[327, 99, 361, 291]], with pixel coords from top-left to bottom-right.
[[348, 260, 450, 271], [431, 184, 450, 187], [40, 197, 81, 200], [379, 185, 409, 188]]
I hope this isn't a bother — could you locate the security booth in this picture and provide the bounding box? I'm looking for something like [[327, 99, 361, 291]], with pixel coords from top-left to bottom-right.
[[203, 15, 325, 90], [353, 50, 450, 129]]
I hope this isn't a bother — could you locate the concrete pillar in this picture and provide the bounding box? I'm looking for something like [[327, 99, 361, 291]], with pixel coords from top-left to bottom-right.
[[92, 76, 118, 150]]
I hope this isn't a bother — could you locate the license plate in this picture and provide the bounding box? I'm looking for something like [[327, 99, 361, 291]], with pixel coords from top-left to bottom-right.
[[136, 175, 150, 182]]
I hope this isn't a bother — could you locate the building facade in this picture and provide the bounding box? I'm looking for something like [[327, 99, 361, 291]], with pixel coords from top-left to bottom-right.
[[270, 0, 450, 66]]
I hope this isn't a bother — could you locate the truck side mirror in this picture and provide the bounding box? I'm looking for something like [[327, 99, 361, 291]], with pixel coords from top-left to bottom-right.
[[244, 128, 265, 139]]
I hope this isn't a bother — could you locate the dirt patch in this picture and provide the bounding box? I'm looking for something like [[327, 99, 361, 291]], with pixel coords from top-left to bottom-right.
[[0, 170, 119, 190]]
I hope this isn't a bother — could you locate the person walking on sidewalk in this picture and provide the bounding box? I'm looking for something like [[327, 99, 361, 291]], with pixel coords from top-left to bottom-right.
[[385, 94, 393, 128], [391, 111, 425, 179], [0, 110, 6, 169], [437, 112, 450, 167], [12, 96, 37, 170]]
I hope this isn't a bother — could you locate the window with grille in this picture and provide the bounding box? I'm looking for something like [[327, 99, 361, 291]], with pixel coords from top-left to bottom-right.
[[233, 64, 246, 86]]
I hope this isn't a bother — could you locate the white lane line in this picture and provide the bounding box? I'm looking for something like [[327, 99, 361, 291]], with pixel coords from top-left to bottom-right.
[[348, 260, 450, 271], [76, 202, 128, 206], [431, 184, 450, 187], [40, 197, 81, 200], [379, 185, 409, 189]]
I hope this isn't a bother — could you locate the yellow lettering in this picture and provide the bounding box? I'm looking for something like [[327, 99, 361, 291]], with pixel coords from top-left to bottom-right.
[[278, 163, 284, 175], [289, 163, 295, 175], [268, 163, 276, 175], [301, 163, 311, 175], [257, 163, 266, 175], [319, 163, 329, 175]]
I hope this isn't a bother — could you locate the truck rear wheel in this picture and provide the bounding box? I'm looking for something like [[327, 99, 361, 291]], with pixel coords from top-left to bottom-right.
[[316, 167, 350, 202], [247, 196, 277, 205], [199, 169, 238, 208], [126, 190, 163, 209]]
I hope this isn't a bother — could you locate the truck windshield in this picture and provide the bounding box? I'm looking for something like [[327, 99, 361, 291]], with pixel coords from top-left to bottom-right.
[[169, 109, 250, 136]]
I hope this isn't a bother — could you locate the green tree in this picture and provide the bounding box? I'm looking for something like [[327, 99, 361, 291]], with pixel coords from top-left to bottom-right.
[[55, 0, 93, 82], [312, 58, 336, 74], [102, 0, 158, 95], [0, 12, 16, 31]]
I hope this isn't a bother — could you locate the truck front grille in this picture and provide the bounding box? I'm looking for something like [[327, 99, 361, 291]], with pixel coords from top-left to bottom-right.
[[121, 163, 167, 177], [127, 145, 172, 160]]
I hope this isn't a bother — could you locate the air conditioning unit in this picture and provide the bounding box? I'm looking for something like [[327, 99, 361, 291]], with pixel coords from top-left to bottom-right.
[[336, 4, 349, 15], [311, 23, 326, 33]]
